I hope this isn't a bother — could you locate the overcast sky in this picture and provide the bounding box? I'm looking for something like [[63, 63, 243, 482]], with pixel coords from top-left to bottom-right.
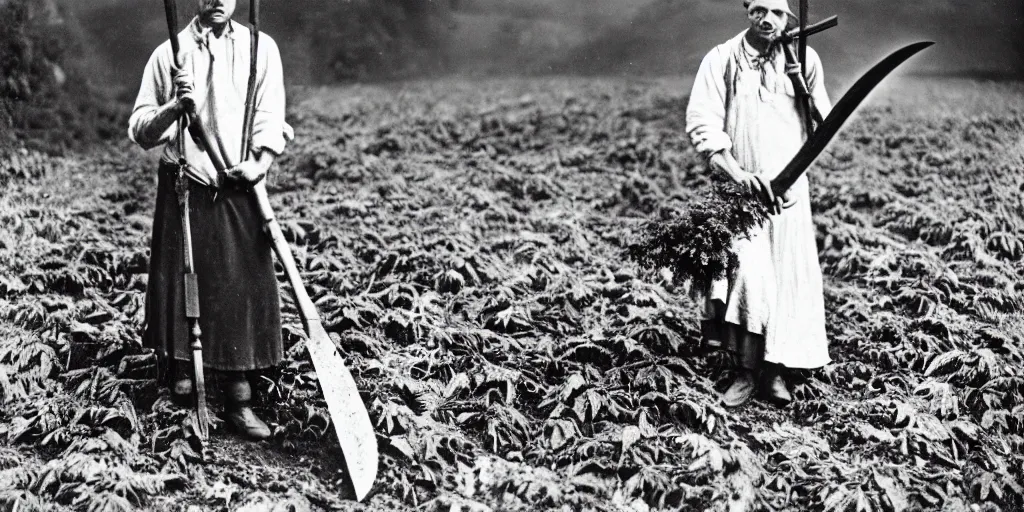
[[66, 0, 1024, 90]]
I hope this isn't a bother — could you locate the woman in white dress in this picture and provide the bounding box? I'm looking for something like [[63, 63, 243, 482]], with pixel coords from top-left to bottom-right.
[[685, 0, 832, 407]]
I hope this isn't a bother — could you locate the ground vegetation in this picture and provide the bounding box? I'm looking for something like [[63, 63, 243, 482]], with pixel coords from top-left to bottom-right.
[[0, 77, 1022, 511]]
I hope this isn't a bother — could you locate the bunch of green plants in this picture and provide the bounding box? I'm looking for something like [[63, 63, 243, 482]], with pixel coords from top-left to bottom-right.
[[628, 178, 772, 294]]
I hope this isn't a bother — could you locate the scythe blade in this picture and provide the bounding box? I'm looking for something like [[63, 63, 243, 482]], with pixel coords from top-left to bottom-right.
[[771, 41, 934, 196]]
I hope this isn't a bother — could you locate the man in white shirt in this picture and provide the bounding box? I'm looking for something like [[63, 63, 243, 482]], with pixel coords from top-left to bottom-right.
[[685, 0, 832, 408], [129, 0, 292, 440]]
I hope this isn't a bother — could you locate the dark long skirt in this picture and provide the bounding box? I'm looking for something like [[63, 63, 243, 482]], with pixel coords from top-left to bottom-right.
[[144, 160, 283, 376]]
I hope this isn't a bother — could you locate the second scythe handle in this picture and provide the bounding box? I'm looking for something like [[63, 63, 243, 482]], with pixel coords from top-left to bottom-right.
[[799, 0, 808, 82], [193, 0, 317, 329], [240, 0, 319, 327], [782, 43, 823, 128], [163, 0, 211, 441], [242, 0, 260, 161]]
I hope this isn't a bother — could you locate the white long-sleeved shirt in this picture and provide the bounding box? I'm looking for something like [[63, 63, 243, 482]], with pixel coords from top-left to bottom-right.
[[128, 18, 293, 187], [686, 30, 831, 171]]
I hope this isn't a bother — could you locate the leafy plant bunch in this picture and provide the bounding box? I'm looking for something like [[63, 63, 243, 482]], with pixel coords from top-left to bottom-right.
[[629, 177, 772, 293]]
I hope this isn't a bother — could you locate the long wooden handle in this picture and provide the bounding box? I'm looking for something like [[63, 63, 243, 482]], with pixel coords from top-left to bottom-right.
[[241, 0, 261, 162], [253, 182, 321, 326], [798, 0, 808, 75], [163, 0, 211, 441], [163, 0, 181, 66], [240, 0, 317, 324], [781, 43, 823, 128]]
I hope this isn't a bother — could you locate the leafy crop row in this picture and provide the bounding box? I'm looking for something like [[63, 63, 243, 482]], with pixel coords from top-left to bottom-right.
[[0, 78, 1022, 511]]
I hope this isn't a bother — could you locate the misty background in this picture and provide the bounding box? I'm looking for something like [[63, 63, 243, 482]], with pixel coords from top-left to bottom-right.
[[2, 0, 1021, 150], [65, 0, 1024, 94]]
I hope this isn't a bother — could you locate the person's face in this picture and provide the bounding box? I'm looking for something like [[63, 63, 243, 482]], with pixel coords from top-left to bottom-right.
[[747, 6, 789, 44], [197, 0, 236, 26]]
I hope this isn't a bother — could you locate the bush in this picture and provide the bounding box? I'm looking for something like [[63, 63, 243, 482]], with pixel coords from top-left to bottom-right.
[[0, 0, 127, 153]]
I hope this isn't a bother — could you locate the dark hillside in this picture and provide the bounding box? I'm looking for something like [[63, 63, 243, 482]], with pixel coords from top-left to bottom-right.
[[64, 0, 456, 89], [0, 0, 126, 151]]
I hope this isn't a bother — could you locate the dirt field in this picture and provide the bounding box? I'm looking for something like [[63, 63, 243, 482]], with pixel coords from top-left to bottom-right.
[[1, 76, 1022, 511]]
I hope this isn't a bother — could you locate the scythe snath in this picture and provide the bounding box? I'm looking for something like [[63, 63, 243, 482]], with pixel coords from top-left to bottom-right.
[[162, 0, 214, 443], [239, 0, 379, 501]]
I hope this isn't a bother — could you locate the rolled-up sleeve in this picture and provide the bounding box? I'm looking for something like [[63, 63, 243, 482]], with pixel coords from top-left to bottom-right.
[[685, 47, 733, 159], [250, 36, 293, 156], [128, 43, 175, 150]]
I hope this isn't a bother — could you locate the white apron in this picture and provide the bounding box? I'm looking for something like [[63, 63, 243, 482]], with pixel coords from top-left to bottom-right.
[[689, 32, 832, 369]]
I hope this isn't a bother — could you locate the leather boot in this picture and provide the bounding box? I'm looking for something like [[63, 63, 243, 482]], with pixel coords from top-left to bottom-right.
[[722, 369, 758, 408], [222, 374, 271, 441], [760, 364, 792, 407]]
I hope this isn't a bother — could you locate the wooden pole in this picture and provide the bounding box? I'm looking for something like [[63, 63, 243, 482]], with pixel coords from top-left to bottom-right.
[[241, 0, 260, 162], [162, 0, 211, 441], [236, 0, 379, 499], [798, 0, 811, 131]]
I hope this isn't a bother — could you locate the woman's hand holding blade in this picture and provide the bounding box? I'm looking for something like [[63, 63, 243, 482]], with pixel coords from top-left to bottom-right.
[[753, 174, 795, 214]]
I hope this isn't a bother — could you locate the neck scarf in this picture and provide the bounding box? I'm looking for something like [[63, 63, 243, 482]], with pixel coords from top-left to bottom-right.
[[189, 17, 236, 52], [739, 33, 786, 96]]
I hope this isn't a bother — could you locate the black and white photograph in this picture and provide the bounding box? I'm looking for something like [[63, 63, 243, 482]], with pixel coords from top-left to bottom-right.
[[0, 0, 1022, 510]]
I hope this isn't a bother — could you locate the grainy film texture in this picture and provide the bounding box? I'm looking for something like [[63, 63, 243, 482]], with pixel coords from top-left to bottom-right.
[[0, 0, 1022, 510]]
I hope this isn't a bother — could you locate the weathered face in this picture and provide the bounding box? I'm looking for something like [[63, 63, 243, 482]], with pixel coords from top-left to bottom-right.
[[197, 0, 237, 26], [747, 5, 790, 44]]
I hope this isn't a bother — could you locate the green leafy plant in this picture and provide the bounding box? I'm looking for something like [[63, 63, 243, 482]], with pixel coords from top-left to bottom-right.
[[628, 181, 771, 293]]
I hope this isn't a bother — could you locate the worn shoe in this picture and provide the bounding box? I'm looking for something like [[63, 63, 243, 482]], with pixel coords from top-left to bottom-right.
[[224, 404, 272, 441], [170, 376, 194, 406], [760, 368, 793, 407], [222, 374, 271, 441], [722, 370, 758, 408]]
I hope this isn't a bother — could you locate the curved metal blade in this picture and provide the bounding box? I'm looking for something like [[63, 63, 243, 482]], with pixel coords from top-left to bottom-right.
[[305, 321, 379, 501], [256, 184, 380, 501], [771, 41, 934, 195]]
